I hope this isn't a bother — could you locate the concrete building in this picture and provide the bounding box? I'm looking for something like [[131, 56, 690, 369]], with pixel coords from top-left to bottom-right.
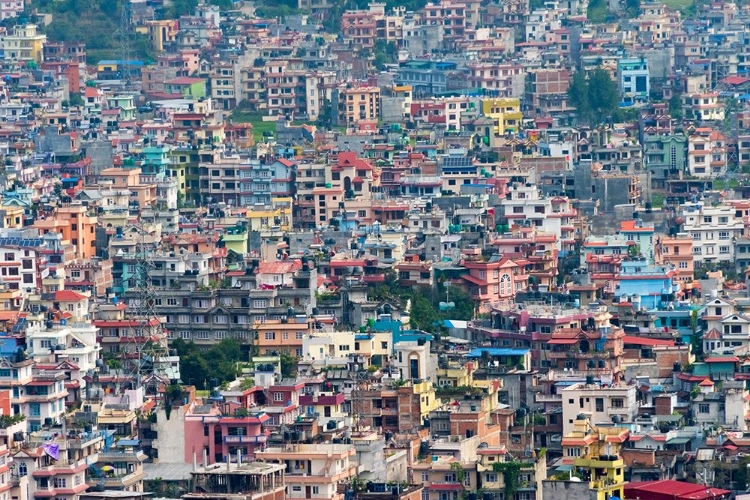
[[561, 383, 638, 434], [687, 127, 727, 178], [617, 57, 650, 103], [1, 24, 46, 63], [680, 202, 744, 265], [339, 86, 381, 127]]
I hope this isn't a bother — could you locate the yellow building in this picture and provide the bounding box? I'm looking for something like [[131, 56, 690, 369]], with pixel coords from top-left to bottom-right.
[[0, 205, 24, 228], [2, 25, 46, 64], [144, 20, 177, 52], [480, 97, 522, 135], [246, 198, 292, 233], [561, 417, 629, 500]]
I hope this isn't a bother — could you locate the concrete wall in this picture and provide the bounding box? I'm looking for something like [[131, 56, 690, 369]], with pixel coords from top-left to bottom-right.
[[385, 449, 409, 482], [542, 480, 597, 500], [153, 404, 187, 463]]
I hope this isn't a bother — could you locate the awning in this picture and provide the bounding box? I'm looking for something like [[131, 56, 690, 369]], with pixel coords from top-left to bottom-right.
[[556, 465, 574, 472], [548, 338, 577, 345], [723, 444, 739, 451], [667, 437, 691, 445]]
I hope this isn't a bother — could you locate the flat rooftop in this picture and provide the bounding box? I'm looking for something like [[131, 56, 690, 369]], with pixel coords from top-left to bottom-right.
[[192, 462, 285, 476]]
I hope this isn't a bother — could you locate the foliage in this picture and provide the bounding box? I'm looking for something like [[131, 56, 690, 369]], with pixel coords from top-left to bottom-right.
[[165, 0, 232, 18], [171, 338, 245, 389], [450, 462, 466, 487], [493, 462, 523, 500], [587, 0, 608, 23], [567, 69, 620, 126], [0, 413, 25, 428], [669, 93, 684, 120], [280, 351, 298, 378], [373, 39, 398, 71]]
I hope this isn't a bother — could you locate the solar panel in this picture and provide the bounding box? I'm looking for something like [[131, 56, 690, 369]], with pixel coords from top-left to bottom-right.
[[11, 317, 27, 333], [0, 237, 45, 248]]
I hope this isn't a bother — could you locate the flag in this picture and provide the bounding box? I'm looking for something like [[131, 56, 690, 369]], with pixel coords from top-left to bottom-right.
[[43, 443, 59, 461]]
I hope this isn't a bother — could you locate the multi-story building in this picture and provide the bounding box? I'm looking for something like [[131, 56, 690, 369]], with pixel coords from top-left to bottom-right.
[[339, 86, 381, 126], [680, 202, 744, 265], [185, 461, 286, 500], [559, 418, 629, 500], [1, 24, 46, 63], [687, 127, 727, 178], [0, 0, 23, 20], [561, 383, 638, 434], [643, 134, 686, 188], [683, 92, 724, 122], [480, 97, 522, 135], [656, 234, 694, 284], [617, 57, 650, 103], [13, 429, 105, 500], [34, 204, 98, 259], [256, 443, 357, 500]]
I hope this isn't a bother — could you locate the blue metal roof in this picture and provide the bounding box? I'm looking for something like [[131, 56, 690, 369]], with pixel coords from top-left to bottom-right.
[[466, 348, 529, 358]]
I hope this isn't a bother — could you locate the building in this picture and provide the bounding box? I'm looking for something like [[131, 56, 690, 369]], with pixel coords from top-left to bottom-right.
[[680, 202, 744, 265], [1, 24, 46, 63], [339, 86, 381, 126], [618, 57, 650, 103], [560, 418, 630, 500], [656, 234, 694, 284], [34, 205, 98, 259], [687, 128, 727, 178], [184, 461, 286, 500], [561, 383, 638, 434], [256, 444, 357, 500]]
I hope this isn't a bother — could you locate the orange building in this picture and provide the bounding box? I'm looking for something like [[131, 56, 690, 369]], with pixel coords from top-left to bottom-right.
[[34, 205, 98, 258], [253, 319, 312, 356], [656, 234, 694, 284], [339, 86, 381, 126], [99, 167, 157, 208]]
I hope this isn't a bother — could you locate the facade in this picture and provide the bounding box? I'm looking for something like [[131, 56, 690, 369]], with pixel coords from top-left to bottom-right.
[[1, 24, 46, 63]]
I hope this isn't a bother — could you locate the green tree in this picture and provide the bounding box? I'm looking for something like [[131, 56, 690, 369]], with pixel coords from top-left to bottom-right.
[[280, 351, 298, 378], [568, 69, 619, 125], [408, 288, 445, 333], [668, 93, 683, 120]]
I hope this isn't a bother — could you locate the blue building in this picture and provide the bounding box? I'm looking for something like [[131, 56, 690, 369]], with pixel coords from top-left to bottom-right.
[[617, 57, 650, 103], [616, 258, 679, 310]]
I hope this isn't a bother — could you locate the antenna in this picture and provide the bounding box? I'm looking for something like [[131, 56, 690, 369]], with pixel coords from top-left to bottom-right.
[[123, 220, 168, 392], [118, 2, 133, 86]]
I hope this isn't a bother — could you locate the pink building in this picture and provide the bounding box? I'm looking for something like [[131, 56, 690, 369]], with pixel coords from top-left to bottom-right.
[[183, 390, 270, 464], [460, 249, 527, 311]]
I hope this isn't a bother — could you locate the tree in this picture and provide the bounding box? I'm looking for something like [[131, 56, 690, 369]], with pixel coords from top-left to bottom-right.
[[567, 69, 619, 125], [669, 93, 683, 120], [280, 351, 298, 378], [408, 288, 445, 333]]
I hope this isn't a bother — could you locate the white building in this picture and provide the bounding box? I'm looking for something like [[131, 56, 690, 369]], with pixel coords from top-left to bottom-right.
[[681, 202, 744, 265], [561, 382, 638, 435], [687, 128, 727, 178], [501, 182, 576, 253]]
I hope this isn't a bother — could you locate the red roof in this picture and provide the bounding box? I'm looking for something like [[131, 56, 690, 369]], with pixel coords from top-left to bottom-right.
[[704, 356, 739, 363], [257, 260, 302, 275], [723, 76, 750, 86], [54, 290, 88, 301], [622, 335, 675, 347], [625, 480, 730, 500]]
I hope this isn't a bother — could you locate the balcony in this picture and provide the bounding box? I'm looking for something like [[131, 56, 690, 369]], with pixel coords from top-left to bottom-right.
[[224, 434, 268, 444]]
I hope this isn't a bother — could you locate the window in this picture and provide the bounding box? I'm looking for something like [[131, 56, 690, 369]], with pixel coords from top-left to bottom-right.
[[720, 246, 730, 254], [253, 300, 267, 308], [180, 331, 191, 340], [595, 398, 604, 412], [17, 463, 26, 476], [53, 478, 66, 488], [265, 332, 275, 340], [296, 332, 304, 340], [422, 472, 430, 482], [699, 404, 710, 414], [566, 447, 581, 457], [612, 398, 624, 408], [214, 315, 228, 324], [3, 253, 12, 261], [178, 315, 190, 324], [273, 392, 284, 402], [485, 473, 498, 482], [679, 261, 688, 269], [719, 231, 730, 240], [692, 233, 701, 241]]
